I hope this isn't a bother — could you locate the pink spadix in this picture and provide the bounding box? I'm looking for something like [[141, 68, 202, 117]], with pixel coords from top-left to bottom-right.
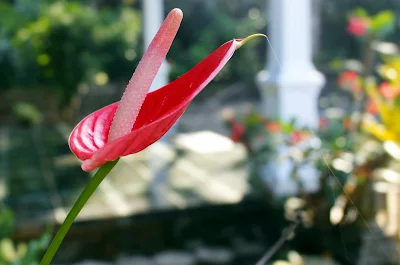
[[108, 8, 183, 142]]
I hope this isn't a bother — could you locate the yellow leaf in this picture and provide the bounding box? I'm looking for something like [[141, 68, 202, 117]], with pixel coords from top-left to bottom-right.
[[362, 121, 396, 141]]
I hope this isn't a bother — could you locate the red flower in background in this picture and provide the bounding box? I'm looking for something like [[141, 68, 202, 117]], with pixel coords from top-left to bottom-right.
[[365, 82, 400, 116], [319, 117, 329, 129], [347, 17, 369, 36], [265, 121, 281, 133], [379, 81, 400, 100], [230, 121, 246, 142], [337, 71, 362, 94], [289, 130, 305, 145], [343, 117, 354, 130], [68, 8, 264, 171], [366, 100, 379, 115]]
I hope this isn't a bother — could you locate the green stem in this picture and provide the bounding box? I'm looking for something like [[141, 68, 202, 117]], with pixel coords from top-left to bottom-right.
[[353, 36, 376, 132], [39, 159, 119, 265]]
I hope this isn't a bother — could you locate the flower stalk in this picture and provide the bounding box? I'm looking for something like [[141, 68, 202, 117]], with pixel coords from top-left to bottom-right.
[[39, 159, 119, 265]]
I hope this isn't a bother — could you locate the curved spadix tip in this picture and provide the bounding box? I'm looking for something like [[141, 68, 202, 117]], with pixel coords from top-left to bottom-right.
[[235, 33, 267, 50], [170, 8, 183, 19]]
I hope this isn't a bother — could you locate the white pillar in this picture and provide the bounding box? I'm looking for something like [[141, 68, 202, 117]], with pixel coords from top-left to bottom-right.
[[143, 0, 174, 204], [143, 0, 176, 141], [143, 0, 170, 92], [256, 0, 325, 197], [311, 0, 322, 57], [257, 0, 325, 128]]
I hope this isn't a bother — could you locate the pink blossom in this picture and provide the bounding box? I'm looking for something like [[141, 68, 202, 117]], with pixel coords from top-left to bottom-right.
[[347, 17, 369, 36]]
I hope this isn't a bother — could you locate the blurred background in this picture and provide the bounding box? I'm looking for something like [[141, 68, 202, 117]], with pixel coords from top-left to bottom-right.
[[1, 0, 400, 265]]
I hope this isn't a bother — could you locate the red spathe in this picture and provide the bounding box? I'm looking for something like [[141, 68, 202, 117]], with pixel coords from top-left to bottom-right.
[[69, 39, 244, 171]]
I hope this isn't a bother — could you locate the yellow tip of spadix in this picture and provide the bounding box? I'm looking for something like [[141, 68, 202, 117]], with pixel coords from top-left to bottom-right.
[[235, 33, 267, 50]]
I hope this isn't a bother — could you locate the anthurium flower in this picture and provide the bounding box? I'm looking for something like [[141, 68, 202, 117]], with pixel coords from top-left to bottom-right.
[[68, 8, 264, 171]]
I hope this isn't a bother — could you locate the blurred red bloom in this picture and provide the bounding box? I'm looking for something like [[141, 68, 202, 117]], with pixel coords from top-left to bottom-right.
[[347, 17, 369, 36], [337, 71, 362, 94], [343, 117, 354, 130], [265, 121, 281, 133], [289, 130, 305, 145], [230, 121, 245, 142], [366, 100, 378, 115], [379, 81, 400, 100], [319, 117, 329, 129]]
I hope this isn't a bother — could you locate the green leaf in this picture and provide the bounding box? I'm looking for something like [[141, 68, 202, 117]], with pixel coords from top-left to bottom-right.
[[352, 7, 369, 18], [0, 208, 14, 239], [329, 58, 344, 72], [393, 94, 400, 108], [280, 120, 294, 133], [13, 101, 43, 126], [246, 112, 262, 127], [372, 11, 395, 37]]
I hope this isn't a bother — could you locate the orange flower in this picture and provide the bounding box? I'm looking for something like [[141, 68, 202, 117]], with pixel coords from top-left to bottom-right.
[[347, 17, 369, 36], [343, 117, 353, 130], [354, 166, 370, 179], [337, 71, 362, 94], [366, 100, 378, 115], [265, 121, 281, 133]]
